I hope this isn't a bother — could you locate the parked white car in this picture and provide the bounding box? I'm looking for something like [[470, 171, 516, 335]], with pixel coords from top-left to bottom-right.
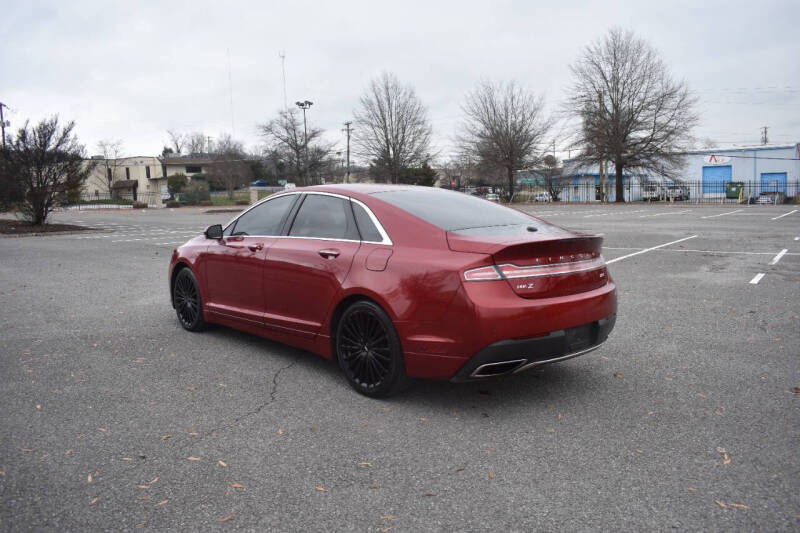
[[485, 193, 500, 202], [533, 191, 552, 202]]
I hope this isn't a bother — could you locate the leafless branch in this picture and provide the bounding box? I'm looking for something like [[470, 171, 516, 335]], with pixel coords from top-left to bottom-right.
[[565, 28, 698, 202], [458, 80, 552, 199], [353, 72, 433, 183]]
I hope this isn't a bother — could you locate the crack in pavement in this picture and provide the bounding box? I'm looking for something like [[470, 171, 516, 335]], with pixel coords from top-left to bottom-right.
[[196, 360, 297, 442], [33, 361, 298, 526]]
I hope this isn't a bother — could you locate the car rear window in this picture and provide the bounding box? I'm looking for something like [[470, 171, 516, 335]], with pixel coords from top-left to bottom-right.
[[373, 189, 534, 231]]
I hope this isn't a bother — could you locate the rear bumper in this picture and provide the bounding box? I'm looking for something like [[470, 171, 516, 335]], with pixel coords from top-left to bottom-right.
[[449, 314, 616, 382]]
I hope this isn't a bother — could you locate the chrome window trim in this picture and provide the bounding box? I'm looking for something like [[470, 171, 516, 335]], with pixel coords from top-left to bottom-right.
[[223, 190, 393, 246], [349, 197, 393, 245]]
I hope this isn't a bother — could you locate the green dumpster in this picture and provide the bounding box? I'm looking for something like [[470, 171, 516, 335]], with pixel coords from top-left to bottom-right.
[[726, 181, 744, 199]]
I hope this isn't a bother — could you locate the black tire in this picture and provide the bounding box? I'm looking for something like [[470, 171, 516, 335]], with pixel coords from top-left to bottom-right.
[[335, 300, 407, 398], [173, 268, 207, 332]]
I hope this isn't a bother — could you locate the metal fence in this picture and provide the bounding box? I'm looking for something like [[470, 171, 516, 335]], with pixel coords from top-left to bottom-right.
[[61, 192, 165, 210], [511, 180, 799, 205]]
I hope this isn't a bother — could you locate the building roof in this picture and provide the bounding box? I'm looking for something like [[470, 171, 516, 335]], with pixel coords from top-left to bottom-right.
[[162, 156, 215, 165], [686, 143, 799, 154]]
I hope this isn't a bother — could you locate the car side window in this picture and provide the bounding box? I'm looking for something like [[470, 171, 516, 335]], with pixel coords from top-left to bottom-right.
[[288, 195, 359, 240], [351, 202, 384, 242], [231, 194, 296, 236]]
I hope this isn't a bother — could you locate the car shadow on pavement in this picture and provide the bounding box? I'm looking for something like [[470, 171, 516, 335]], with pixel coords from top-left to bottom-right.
[[195, 323, 608, 414]]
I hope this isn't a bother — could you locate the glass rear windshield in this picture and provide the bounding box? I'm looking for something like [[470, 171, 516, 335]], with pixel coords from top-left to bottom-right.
[[373, 189, 535, 231]]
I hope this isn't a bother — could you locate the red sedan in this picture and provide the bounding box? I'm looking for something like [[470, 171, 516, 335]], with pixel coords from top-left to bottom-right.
[[169, 185, 616, 397]]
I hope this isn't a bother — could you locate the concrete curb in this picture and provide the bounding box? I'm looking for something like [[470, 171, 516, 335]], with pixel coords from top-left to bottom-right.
[[0, 228, 109, 239]]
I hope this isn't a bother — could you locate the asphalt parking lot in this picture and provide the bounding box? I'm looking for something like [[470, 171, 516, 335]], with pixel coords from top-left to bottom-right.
[[1, 203, 798, 531]]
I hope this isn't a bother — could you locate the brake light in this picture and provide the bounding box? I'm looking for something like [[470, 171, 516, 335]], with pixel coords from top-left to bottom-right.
[[463, 265, 502, 281], [463, 254, 605, 282], [497, 256, 605, 279]]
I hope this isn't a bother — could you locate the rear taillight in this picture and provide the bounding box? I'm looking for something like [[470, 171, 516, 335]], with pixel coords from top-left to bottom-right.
[[463, 265, 503, 281], [498, 256, 605, 279], [464, 254, 605, 282]]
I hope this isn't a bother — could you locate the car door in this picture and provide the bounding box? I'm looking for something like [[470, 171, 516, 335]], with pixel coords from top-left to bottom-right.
[[262, 193, 361, 338], [202, 193, 299, 324]]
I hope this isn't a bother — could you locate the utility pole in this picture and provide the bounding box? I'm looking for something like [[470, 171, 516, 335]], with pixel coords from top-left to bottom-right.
[[227, 48, 235, 136], [278, 51, 287, 111], [761, 126, 768, 145], [342, 121, 353, 183], [0, 102, 7, 148], [295, 100, 313, 183]]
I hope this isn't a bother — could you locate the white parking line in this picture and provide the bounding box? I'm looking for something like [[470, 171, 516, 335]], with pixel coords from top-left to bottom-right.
[[701, 210, 741, 219], [749, 273, 765, 285], [795, 237, 799, 241], [769, 249, 788, 265], [605, 235, 698, 265], [771, 209, 797, 220], [639, 209, 690, 218], [604, 246, 799, 257]]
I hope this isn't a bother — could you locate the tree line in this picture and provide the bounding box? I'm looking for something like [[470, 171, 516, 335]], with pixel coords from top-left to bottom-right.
[[0, 28, 697, 224]]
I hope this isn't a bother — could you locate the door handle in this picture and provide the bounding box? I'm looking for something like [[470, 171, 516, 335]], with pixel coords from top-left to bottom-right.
[[248, 243, 263, 252], [318, 249, 340, 259]]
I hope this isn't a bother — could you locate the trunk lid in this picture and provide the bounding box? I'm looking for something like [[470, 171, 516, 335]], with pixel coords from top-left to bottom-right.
[[450, 224, 608, 298]]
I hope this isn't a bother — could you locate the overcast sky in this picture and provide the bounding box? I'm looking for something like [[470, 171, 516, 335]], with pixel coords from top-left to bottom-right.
[[2, 0, 798, 162]]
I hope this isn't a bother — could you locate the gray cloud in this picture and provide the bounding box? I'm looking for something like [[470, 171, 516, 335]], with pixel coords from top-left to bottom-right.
[[2, 0, 798, 160]]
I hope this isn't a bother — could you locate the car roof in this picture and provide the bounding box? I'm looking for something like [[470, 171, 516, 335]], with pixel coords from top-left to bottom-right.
[[295, 183, 425, 196]]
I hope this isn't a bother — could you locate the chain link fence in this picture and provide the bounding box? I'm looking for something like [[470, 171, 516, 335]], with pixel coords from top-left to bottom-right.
[[511, 180, 798, 205], [61, 191, 165, 210]]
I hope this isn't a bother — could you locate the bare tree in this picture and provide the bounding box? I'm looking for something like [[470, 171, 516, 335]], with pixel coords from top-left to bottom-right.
[[541, 154, 562, 201], [207, 134, 252, 198], [260, 109, 331, 186], [354, 72, 433, 183], [0, 116, 92, 224], [566, 28, 698, 202], [96, 139, 124, 195], [166, 129, 185, 154], [458, 80, 551, 200], [186, 132, 207, 154]]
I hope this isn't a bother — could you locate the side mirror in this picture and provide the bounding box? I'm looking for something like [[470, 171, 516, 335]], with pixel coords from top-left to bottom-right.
[[205, 224, 223, 240]]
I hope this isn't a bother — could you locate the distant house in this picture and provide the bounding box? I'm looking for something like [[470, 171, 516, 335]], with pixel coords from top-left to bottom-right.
[[84, 156, 168, 205], [162, 155, 216, 178]]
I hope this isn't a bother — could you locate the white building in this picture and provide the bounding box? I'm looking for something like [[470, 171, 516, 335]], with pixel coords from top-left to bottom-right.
[[84, 156, 168, 205], [680, 144, 799, 200]]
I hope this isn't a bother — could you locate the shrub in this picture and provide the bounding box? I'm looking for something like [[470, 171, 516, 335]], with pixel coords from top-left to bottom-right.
[[166, 200, 181, 208], [167, 173, 188, 198], [132, 201, 147, 209], [180, 181, 211, 205], [235, 200, 250, 205]]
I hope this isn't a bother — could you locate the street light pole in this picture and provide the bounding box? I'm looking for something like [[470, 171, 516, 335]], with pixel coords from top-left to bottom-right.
[[0, 103, 7, 148], [295, 100, 313, 183]]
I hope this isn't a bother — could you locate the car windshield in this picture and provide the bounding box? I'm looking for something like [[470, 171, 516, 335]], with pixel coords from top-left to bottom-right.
[[373, 188, 534, 231]]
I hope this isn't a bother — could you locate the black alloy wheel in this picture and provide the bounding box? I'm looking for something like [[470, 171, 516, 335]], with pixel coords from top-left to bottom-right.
[[336, 300, 407, 397], [173, 268, 206, 331]]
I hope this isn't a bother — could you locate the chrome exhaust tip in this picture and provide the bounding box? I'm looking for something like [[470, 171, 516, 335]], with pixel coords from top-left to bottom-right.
[[470, 359, 527, 378]]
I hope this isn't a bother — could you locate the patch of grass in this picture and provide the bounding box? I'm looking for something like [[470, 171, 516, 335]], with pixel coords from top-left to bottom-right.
[[210, 194, 250, 206]]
